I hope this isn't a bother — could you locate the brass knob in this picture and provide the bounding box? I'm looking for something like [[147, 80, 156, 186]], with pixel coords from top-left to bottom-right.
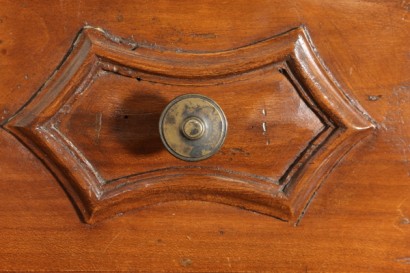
[[159, 94, 228, 161]]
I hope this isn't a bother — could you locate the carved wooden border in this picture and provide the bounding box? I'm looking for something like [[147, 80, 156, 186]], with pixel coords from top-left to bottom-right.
[[2, 26, 375, 224]]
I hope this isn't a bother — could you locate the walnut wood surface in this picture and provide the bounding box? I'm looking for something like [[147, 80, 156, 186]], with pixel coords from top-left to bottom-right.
[[0, 0, 409, 272]]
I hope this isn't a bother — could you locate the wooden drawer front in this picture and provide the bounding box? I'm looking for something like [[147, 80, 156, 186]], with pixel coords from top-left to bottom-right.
[[4, 26, 374, 224]]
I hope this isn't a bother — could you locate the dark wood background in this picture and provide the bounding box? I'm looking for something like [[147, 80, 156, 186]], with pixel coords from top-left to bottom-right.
[[0, 0, 409, 272]]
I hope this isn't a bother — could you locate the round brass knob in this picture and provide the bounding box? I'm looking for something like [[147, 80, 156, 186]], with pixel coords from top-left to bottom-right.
[[159, 94, 228, 161]]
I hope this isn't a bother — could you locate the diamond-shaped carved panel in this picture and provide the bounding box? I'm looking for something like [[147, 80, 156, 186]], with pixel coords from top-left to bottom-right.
[[3, 26, 375, 224]]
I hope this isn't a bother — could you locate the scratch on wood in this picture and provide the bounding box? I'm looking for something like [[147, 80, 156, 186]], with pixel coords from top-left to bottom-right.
[[261, 106, 270, 144], [229, 148, 250, 156], [396, 257, 410, 265], [290, 1, 303, 22], [400, 0, 410, 11], [84, 25, 138, 50], [391, 86, 410, 176], [368, 95, 382, 101], [95, 112, 102, 145], [189, 32, 217, 39], [401, 0, 409, 20], [227, 257, 232, 268], [394, 198, 409, 233], [103, 232, 121, 253], [180, 258, 192, 267], [400, 217, 410, 225]]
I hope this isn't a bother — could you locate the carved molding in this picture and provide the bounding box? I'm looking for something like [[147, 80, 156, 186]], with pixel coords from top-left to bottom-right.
[[3, 26, 375, 224]]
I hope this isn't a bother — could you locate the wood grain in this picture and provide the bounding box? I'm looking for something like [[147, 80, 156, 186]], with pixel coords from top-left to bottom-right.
[[0, 0, 408, 272]]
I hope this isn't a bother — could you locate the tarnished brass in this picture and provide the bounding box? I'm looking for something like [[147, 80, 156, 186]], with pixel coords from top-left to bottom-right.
[[181, 117, 205, 140], [159, 94, 228, 161]]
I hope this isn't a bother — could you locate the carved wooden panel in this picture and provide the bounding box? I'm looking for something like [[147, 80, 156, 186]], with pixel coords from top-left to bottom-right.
[[2, 26, 375, 224]]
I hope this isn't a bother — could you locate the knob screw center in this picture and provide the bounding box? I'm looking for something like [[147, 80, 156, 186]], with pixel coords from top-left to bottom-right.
[[181, 117, 205, 140]]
